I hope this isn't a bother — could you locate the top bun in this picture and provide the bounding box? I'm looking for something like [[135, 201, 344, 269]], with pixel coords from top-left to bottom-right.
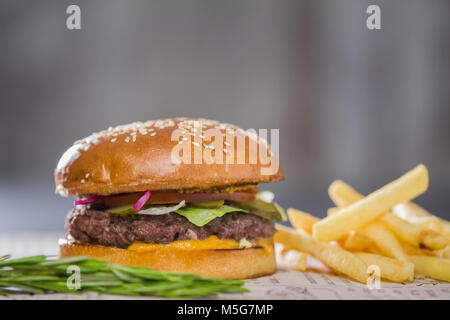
[[55, 118, 284, 196]]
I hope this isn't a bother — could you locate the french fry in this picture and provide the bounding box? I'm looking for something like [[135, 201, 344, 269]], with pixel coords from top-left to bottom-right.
[[288, 208, 320, 235], [327, 206, 374, 252], [328, 177, 447, 250], [400, 242, 436, 256], [274, 224, 368, 283], [437, 246, 450, 259], [314, 164, 429, 241], [380, 213, 448, 250], [355, 252, 414, 282], [363, 222, 410, 262], [283, 250, 308, 272], [341, 231, 373, 252], [366, 244, 383, 256], [328, 180, 361, 206], [401, 243, 450, 259], [407, 255, 450, 282], [409, 217, 443, 233], [327, 180, 410, 261], [327, 207, 339, 216], [393, 203, 450, 238]]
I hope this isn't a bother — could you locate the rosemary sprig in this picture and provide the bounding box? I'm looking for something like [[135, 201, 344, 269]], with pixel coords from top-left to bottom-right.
[[0, 255, 248, 298]]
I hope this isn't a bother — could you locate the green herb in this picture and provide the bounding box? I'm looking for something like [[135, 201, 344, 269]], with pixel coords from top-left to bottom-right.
[[0, 255, 247, 298]]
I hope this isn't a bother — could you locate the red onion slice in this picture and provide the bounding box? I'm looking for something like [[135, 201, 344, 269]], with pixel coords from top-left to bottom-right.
[[133, 190, 151, 212], [74, 195, 103, 206]]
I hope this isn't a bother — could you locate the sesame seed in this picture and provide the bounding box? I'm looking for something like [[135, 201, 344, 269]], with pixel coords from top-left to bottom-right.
[[111, 138, 117, 143], [80, 179, 85, 184], [125, 137, 130, 143]]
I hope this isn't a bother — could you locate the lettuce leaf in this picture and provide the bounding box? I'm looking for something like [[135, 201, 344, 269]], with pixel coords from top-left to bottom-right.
[[139, 201, 186, 215], [175, 205, 248, 227], [190, 200, 225, 209], [107, 204, 136, 215], [107, 201, 186, 215], [228, 199, 287, 222]]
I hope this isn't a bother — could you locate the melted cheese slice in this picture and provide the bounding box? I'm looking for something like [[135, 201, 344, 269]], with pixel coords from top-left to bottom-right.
[[127, 236, 273, 255]]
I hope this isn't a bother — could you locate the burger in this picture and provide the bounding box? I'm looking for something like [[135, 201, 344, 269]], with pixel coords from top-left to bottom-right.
[[55, 118, 285, 279]]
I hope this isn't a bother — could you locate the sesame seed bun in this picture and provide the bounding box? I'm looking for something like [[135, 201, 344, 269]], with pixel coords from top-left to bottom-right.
[[55, 118, 284, 196], [59, 240, 276, 279]]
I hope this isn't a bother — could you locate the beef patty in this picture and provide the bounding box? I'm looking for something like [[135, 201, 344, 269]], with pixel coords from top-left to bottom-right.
[[66, 209, 276, 249]]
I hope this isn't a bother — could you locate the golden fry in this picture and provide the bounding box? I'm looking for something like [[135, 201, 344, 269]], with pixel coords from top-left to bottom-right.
[[327, 180, 410, 260], [381, 213, 448, 250], [314, 165, 429, 241], [274, 224, 368, 283], [410, 217, 443, 233], [328, 180, 361, 207], [408, 255, 450, 282], [437, 246, 450, 260], [393, 203, 450, 238], [400, 242, 436, 256], [287, 208, 320, 235], [341, 231, 373, 252], [363, 222, 409, 262], [328, 206, 373, 252], [327, 207, 339, 216], [328, 177, 447, 250]]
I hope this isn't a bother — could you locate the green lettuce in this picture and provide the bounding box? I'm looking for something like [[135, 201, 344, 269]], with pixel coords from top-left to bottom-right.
[[139, 201, 186, 215], [175, 205, 248, 227], [107, 201, 187, 215], [228, 198, 287, 222], [107, 204, 136, 215]]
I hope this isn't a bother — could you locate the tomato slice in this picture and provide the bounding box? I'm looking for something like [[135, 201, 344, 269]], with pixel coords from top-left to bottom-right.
[[103, 189, 257, 208]]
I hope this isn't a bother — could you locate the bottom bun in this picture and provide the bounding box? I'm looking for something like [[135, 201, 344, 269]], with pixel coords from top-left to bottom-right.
[[59, 241, 276, 279]]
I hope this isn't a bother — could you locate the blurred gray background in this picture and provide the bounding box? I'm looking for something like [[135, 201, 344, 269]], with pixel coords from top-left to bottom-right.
[[1, 0, 449, 232]]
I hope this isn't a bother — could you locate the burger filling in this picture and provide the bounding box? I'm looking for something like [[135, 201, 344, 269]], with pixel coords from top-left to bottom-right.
[[66, 187, 286, 250]]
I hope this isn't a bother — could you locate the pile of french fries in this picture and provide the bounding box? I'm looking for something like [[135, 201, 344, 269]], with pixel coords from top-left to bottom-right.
[[275, 164, 450, 283]]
